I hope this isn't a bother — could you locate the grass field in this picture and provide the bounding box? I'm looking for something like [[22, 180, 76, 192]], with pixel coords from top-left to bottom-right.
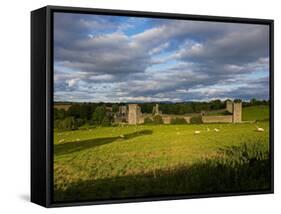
[[242, 105, 270, 121], [53, 105, 270, 202]]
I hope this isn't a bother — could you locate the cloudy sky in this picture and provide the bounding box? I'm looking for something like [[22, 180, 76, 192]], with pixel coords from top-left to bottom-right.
[[54, 12, 270, 103]]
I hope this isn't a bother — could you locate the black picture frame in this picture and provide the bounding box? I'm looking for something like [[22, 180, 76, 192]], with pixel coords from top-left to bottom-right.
[[31, 5, 274, 208]]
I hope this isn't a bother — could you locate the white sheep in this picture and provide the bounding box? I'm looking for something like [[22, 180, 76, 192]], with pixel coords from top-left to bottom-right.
[[206, 127, 210, 132], [194, 130, 201, 135], [256, 125, 264, 132], [58, 139, 64, 143], [76, 138, 80, 141], [214, 128, 220, 132]]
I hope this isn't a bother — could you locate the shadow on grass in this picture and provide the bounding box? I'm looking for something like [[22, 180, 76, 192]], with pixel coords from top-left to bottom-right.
[[54, 158, 270, 202], [54, 130, 153, 156], [54, 140, 271, 202], [54, 141, 270, 202]]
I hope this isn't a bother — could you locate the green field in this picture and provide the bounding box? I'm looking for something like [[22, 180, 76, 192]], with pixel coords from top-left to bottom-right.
[[53, 105, 270, 202], [242, 105, 270, 121]]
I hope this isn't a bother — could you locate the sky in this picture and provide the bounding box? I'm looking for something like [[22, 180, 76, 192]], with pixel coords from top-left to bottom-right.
[[53, 12, 270, 103]]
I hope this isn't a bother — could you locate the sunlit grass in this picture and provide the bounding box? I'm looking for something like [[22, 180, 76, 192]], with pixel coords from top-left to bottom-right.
[[53, 121, 270, 201]]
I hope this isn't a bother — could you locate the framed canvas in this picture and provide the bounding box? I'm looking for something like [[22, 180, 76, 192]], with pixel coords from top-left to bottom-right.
[[31, 5, 274, 207]]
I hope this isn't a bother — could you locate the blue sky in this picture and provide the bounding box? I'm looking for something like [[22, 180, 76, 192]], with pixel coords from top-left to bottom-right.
[[54, 12, 270, 103]]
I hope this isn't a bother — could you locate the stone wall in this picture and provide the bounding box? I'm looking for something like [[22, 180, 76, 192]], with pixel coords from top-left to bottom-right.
[[140, 114, 191, 124], [126, 102, 242, 124], [202, 115, 233, 123], [161, 115, 171, 124]]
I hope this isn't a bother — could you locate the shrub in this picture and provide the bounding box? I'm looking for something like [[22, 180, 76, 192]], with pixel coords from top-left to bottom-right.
[[190, 115, 203, 124], [171, 117, 187, 124], [144, 117, 153, 124], [153, 115, 164, 124]]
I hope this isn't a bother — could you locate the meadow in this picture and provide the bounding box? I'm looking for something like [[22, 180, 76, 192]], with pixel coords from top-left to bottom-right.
[[53, 105, 270, 202], [242, 105, 270, 121]]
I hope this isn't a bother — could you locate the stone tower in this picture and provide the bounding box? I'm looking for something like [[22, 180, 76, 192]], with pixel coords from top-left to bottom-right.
[[152, 104, 160, 115], [128, 104, 141, 125], [226, 100, 233, 113], [232, 102, 242, 123]]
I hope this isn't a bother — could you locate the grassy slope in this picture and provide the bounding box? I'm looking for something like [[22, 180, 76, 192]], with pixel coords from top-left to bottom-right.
[[242, 105, 269, 121], [53, 121, 269, 201]]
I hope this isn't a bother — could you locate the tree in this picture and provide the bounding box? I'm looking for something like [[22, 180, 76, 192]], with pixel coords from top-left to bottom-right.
[[250, 98, 257, 105], [54, 108, 66, 120], [80, 104, 91, 120], [92, 106, 107, 125], [234, 99, 242, 103], [112, 104, 119, 113], [210, 99, 223, 110], [67, 104, 81, 118]]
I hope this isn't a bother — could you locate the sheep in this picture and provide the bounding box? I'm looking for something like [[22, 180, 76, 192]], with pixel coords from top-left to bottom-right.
[[255, 125, 264, 132], [206, 127, 210, 132], [119, 134, 124, 138], [214, 128, 220, 132], [76, 138, 80, 142], [194, 130, 201, 135], [58, 139, 64, 143]]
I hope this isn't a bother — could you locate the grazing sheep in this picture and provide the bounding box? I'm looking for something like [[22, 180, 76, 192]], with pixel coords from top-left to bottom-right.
[[206, 127, 210, 132], [214, 128, 220, 132], [76, 138, 80, 141], [58, 139, 64, 143], [119, 134, 124, 138], [194, 130, 200, 135]]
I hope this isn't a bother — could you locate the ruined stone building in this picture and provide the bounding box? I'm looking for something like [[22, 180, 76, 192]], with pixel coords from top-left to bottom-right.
[[113, 100, 242, 125], [202, 100, 242, 123]]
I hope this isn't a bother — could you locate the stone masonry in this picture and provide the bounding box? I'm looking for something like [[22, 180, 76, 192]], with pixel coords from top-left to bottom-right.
[[124, 101, 242, 125], [233, 102, 242, 123], [128, 104, 142, 125], [226, 100, 233, 113]]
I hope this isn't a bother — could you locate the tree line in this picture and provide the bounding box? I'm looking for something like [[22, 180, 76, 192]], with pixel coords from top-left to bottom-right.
[[54, 103, 116, 131]]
